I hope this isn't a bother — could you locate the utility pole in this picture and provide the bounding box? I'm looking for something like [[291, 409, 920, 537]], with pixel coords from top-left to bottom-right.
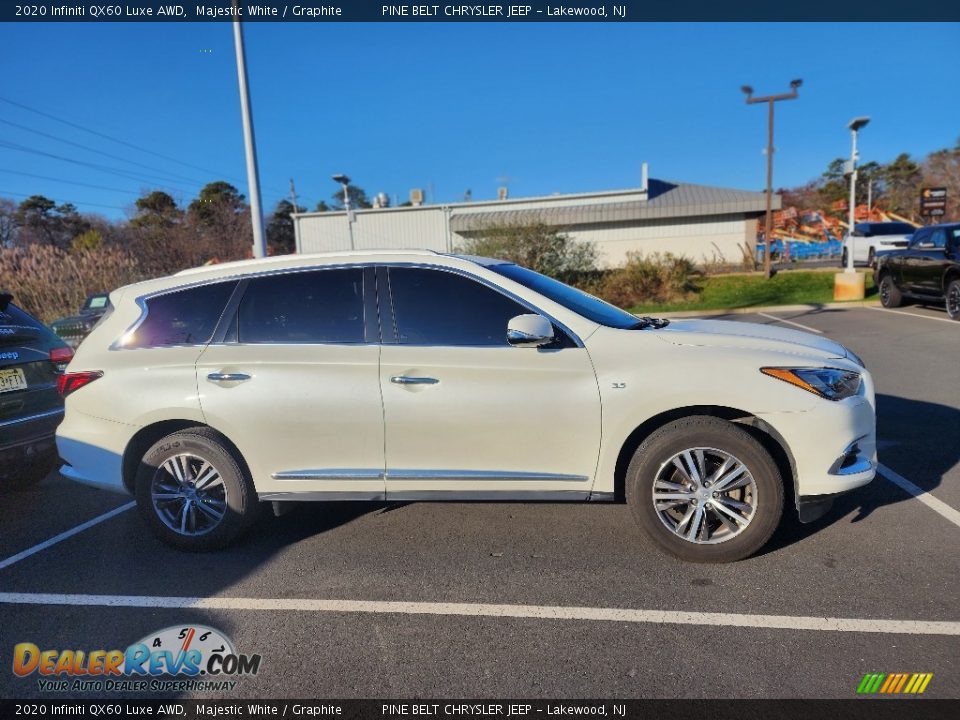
[[845, 117, 870, 273], [232, 0, 266, 258], [289, 178, 299, 212], [741, 80, 802, 279]]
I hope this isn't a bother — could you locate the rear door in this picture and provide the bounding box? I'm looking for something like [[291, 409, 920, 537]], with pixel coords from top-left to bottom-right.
[[912, 227, 950, 296], [196, 267, 386, 500], [901, 228, 932, 292]]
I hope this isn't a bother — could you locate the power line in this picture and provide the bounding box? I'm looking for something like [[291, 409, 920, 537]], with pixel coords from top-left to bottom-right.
[[0, 140, 201, 194], [0, 168, 152, 196], [0, 188, 128, 212], [0, 117, 215, 188], [0, 94, 287, 196]]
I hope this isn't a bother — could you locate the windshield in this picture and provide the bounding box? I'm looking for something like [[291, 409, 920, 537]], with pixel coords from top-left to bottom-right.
[[865, 222, 915, 236], [487, 263, 640, 329]]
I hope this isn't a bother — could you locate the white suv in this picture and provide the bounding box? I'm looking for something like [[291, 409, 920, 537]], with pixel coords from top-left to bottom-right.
[[57, 250, 876, 562]]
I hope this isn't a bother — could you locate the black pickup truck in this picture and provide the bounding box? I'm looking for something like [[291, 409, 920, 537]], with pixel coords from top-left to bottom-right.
[[874, 222, 960, 320]]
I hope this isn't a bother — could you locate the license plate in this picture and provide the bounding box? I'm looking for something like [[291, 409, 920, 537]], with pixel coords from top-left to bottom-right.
[[0, 367, 27, 393]]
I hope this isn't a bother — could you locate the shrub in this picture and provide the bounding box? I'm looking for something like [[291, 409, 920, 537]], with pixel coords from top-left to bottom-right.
[[456, 222, 597, 283], [598, 252, 701, 308], [0, 245, 142, 323]]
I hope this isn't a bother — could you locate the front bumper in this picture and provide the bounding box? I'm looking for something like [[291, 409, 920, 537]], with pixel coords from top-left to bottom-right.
[[757, 392, 877, 500]]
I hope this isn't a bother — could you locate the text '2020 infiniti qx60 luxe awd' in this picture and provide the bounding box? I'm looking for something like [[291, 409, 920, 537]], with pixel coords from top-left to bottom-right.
[[56, 250, 876, 562]]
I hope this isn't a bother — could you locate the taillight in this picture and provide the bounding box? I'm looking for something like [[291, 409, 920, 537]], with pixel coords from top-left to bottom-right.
[[50, 346, 74, 372], [58, 371, 103, 397]]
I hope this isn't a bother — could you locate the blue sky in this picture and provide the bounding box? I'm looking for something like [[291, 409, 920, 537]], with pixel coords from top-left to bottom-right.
[[0, 21, 957, 218]]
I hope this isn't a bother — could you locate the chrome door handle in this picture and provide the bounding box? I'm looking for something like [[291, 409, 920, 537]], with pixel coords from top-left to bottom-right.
[[207, 372, 251, 383], [390, 376, 439, 385]]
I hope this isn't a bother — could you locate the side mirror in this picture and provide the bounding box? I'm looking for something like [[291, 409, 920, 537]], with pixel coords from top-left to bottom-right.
[[507, 314, 555, 348]]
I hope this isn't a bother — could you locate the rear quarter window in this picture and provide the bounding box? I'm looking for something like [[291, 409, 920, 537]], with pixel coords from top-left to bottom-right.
[[124, 281, 237, 349]]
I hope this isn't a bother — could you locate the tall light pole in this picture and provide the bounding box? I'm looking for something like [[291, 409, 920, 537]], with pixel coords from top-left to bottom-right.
[[845, 117, 870, 273], [232, 0, 266, 258], [332, 174, 355, 250], [742, 79, 802, 279]]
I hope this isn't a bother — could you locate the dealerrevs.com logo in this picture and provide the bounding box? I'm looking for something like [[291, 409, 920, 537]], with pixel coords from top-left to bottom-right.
[[13, 625, 262, 693]]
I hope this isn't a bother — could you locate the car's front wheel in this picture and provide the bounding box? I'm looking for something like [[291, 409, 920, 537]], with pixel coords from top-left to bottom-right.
[[879, 274, 903, 308], [947, 279, 960, 321], [134, 428, 258, 551], [626, 417, 784, 563]]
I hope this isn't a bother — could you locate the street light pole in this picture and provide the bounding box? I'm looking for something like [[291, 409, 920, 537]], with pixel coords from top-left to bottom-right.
[[332, 174, 355, 250], [845, 117, 870, 274], [742, 80, 802, 279], [232, 1, 266, 258]]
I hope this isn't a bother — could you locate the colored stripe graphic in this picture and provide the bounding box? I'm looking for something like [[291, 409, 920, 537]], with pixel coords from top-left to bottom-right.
[[857, 672, 932, 694]]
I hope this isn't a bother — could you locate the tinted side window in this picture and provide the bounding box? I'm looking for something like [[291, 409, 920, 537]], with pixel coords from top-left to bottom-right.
[[929, 229, 947, 249], [389, 267, 528, 346], [238, 269, 365, 344], [910, 229, 931, 248], [129, 281, 236, 348]]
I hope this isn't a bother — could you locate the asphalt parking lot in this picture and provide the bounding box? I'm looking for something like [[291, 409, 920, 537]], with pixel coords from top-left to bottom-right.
[[1, 305, 958, 700]]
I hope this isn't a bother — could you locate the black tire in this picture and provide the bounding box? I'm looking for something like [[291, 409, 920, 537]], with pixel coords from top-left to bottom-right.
[[947, 279, 960, 321], [879, 274, 903, 308], [1, 450, 57, 491], [134, 428, 259, 551], [841, 248, 849, 268], [626, 416, 784, 563]]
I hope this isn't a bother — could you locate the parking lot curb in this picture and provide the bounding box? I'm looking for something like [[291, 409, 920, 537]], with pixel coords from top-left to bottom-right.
[[654, 300, 882, 318]]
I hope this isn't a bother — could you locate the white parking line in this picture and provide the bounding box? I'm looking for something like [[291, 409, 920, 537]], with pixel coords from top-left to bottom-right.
[[879, 463, 960, 530], [757, 312, 824, 334], [867, 306, 956, 325], [0, 502, 135, 572], [0, 592, 958, 636]]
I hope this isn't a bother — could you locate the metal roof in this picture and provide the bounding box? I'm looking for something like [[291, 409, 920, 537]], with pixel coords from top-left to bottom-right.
[[449, 179, 779, 232]]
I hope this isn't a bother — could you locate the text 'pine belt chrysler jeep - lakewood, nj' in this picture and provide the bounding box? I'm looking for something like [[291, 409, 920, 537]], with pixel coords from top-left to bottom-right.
[[56, 250, 877, 562]]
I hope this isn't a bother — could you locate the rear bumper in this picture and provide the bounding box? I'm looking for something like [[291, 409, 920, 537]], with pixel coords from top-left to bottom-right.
[[0, 407, 63, 452], [56, 410, 131, 494], [0, 407, 63, 476]]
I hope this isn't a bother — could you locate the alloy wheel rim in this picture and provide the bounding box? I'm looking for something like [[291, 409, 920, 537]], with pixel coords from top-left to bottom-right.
[[151, 453, 228, 536], [949, 285, 960, 318], [881, 280, 890, 304], [651, 447, 757, 545]]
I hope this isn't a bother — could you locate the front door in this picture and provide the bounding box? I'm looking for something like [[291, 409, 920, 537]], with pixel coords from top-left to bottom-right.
[[196, 267, 386, 500], [378, 266, 602, 500]]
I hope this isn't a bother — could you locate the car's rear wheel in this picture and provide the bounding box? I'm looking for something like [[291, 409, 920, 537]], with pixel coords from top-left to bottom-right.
[[1, 449, 57, 491], [879, 274, 902, 308], [626, 417, 784, 563], [947, 279, 960, 321], [841, 248, 849, 268], [134, 428, 258, 551]]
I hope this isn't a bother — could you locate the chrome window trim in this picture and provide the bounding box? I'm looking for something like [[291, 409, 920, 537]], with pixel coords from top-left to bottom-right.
[[110, 260, 585, 351], [0, 407, 64, 430]]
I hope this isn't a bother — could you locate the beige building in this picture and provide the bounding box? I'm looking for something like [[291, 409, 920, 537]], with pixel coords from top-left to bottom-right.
[[293, 176, 780, 268]]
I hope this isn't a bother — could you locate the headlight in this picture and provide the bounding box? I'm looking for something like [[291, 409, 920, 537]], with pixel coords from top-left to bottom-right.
[[760, 367, 862, 401]]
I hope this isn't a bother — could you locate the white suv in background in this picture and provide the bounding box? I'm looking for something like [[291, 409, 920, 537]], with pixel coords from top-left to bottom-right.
[[842, 221, 916, 267], [57, 250, 876, 562]]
